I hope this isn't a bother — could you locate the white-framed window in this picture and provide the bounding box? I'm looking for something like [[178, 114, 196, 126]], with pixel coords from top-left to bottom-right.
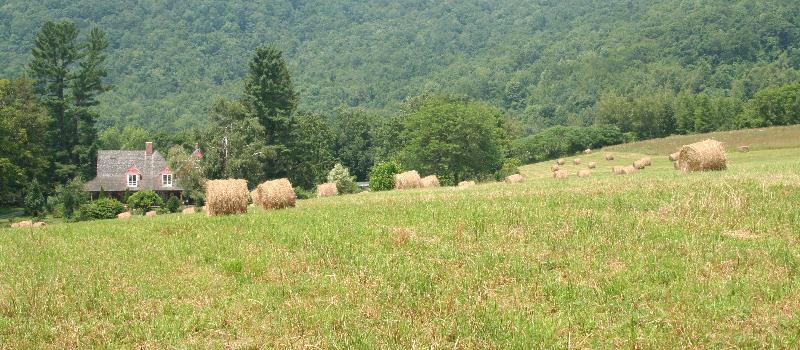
[[127, 174, 138, 187], [162, 174, 173, 187]]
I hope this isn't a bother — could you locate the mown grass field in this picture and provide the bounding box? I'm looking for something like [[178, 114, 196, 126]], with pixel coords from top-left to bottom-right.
[[2, 129, 800, 348]]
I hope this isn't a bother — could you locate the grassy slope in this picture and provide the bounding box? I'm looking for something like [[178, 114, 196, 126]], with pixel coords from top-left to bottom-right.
[[2, 133, 800, 348], [604, 125, 800, 155]]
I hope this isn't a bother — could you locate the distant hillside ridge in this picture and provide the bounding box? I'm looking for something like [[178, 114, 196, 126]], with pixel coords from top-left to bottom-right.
[[1, 1, 798, 130]]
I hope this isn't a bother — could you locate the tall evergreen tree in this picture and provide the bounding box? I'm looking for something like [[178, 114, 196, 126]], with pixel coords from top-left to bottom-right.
[[242, 45, 297, 179], [28, 21, 108, 181]]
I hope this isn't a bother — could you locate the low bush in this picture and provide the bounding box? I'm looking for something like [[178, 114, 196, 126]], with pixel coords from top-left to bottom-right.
[[369, 160, 402, 191], [495, 158, 521, 180], [327, 163, 358, 194], [79, 198, 126, 221], [294, 187, 315, 200], [127, 190, 164, 213], [165, 196, 181, 213]]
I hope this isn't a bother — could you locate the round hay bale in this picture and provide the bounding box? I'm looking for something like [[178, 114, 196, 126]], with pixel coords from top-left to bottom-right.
[[633, 159, 647, 170], [587, 162, 597, 169], [182, 207, 196, 215], [605, 154, 615, 161], [117, 212, 131, 220], [584, 148, 592, 154], [458, 181, 476, 188], [612, 166, 625, 175], [557, 159, 566, 166], [505, 174, 524, 184], [205, 179, 249, 216], [551, 165, 561, 172], [573, 158, 581, 165], [420, 175, 440, 188], [316, 182, 338, 197], [255, 178, 296, 210], [738, 145, 750, 153], [553, 170, 569, 179], [577, 170, 591, 178], [669, 152, 680, 161], [394, 170, 422, 189], [622, 165, 638, 174], [32, 221, 47, 228], [642, 157, 652, 166], [677, 139, 727, 172], [145, 211, 157, 218], [13, 220, 33, 228]]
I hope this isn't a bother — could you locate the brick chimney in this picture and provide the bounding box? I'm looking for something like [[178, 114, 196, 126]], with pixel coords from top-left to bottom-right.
[[145, 141, 153, 156]]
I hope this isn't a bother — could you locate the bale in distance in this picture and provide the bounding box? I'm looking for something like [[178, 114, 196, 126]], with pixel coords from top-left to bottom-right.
[[605, 154, 615, 161], [316, 182, 338, 197], [458, 181, 476, 188], [553, 170, 569, 179], [622, 166, 638, 174], [584, 149, 592, 154], [573, 158, 581, 165], [394, 170, 422, 190], [10, 220, 33, 228], [642, 157, 652, 166], [32, 222, 46, 228], [551, 165, 561, 172], [612, 166, 625, 175], [588, 162, 597, 169], [557, 159, 566, 166], [669, 152, 680, 161], [254, 178, 296, 210], [420, 175, 440, 188], [738, 145, 750, 153], [577, 170, 591, 178], [633, 159, 648, 170], [249, 189, 260, 205], [117, 212, 131, 220], [145, 211, 157, 218], [677, 139, 727, 172], [182, 207, 196, 215], [205, 179, 249, 216], [505, 174, 524, 184]]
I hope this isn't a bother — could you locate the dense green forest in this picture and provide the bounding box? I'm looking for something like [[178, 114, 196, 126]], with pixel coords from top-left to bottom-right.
[[2, 0, 799, 132]]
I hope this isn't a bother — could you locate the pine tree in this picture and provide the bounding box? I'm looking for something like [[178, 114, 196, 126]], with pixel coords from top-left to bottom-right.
[[28, 21, 108, 182], [24, 180, 46, 218], [242, 45, 297, 179]]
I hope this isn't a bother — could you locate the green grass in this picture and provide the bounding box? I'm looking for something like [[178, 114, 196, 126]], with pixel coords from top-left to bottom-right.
[[2, 137, 800, 348], [605, 124, 800, 155]]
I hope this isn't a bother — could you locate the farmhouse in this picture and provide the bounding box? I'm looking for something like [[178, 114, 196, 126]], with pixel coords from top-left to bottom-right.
[[84, 142, 199, 200]]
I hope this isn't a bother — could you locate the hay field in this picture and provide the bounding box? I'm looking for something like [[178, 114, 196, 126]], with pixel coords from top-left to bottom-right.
[[2, 142, 800, 348], [605, 124, 800, 155]]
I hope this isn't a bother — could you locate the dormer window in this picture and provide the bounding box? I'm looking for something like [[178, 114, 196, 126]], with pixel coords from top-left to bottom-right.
[[127, 173, 138, 187], [127, 166, 140, 188], [162, 173, 173, 187]]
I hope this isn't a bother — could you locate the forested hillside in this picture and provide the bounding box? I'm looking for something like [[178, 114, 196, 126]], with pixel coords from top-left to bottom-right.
[[2, 0, 798, 131]]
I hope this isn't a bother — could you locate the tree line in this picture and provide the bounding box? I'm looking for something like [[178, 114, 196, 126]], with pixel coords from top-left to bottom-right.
[[1, 1, 799, 133]]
